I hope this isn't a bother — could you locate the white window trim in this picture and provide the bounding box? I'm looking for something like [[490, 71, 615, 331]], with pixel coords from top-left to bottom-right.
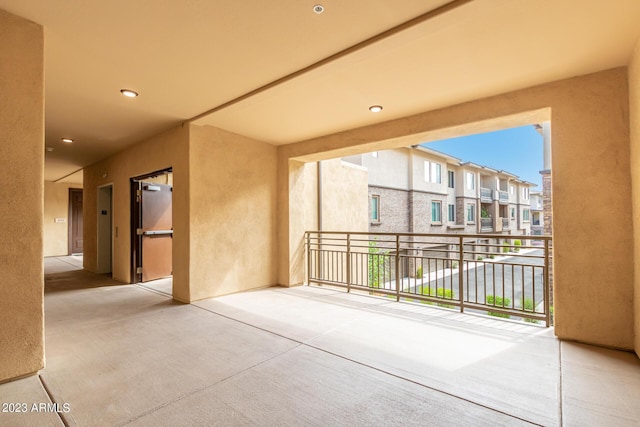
[[466, 203, 476, 224], [371, 195, 380, 223], [431, 200, 442, 224]]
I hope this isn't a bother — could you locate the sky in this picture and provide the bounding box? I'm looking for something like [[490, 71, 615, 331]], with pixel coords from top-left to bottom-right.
[[423, 125, 544, 190]]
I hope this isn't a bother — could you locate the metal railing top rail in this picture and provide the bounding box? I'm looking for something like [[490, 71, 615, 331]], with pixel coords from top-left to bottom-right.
[[306, 230, 553, 240]]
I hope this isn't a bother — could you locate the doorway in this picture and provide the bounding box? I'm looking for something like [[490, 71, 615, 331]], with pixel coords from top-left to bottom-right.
[[97, 185, 113, 274], [131, 168, 173, 285], [68, 188, 83, 255]]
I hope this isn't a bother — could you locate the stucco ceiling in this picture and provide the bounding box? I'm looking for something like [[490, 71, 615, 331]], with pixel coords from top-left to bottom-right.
[[1, 0, 639, 182]]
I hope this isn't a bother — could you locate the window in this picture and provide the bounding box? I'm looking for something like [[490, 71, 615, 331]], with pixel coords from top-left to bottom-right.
[[522, 187, 530, 199], [466, 172, 475, 190], [371, 195, 380, 222], [467, 203, 476, 223], [523, 208, 530, 222], [431, 201, 442, 223], [509, 185, 514, 195], [432, 163, 442, 183], [448, 204, 455, 222], [424, 161, 442, 183], [448, 171, 455, 188], [510, 207, 516, 220]]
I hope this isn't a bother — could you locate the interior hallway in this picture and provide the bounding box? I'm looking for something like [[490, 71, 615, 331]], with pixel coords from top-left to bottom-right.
[[1, 257, 639, 426]]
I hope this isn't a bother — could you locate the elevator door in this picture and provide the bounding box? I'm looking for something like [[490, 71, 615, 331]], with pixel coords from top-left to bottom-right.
[[138, 182, 172, 282]]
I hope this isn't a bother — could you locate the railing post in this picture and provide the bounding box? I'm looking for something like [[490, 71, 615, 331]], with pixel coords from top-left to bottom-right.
[[544, 238, 550, 327], [306, 232, 310, 285], [346, 233, 351, 293], [395, 234, 401, 301], [458, 235, 464, 313]]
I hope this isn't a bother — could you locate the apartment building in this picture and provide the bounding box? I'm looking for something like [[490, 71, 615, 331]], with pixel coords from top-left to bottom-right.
[[344, 146, 535, 237], [530, 190, 545, 235]]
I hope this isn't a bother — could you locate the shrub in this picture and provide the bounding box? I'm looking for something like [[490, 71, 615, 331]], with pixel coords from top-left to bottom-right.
[[513, 240, 522, 252], [489, 254, 495, 259], [502, 242, 510, 253], [486, 295, 511, 318], [523, 298, 538, 324], [477, 255, 483, 261], [416, 265, 423, 278], [451, 261, 458, 269], [419, 286, 455, 308]]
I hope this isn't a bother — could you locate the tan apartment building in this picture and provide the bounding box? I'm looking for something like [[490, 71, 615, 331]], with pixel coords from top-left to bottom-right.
[[2, 3, 640, 421], [344, 146, 535, 237]]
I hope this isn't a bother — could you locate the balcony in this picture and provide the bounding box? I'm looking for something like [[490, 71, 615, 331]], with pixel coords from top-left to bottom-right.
[[306, 231, 552, 325], [480, 187, 492, 202], [3, 255, 635, 426], [480, 217, 493, 232], [498, 190, 509, 204], [502, 217, 510, 229]]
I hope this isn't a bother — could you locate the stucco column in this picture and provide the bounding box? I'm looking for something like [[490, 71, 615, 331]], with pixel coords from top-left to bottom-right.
[[0, 9, 45, 382], [278, 159, 318, 286]]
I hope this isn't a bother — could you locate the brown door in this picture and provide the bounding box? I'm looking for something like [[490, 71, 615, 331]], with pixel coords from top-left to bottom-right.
[[69, 189, 83, 254], [137, 182, 172, 282]]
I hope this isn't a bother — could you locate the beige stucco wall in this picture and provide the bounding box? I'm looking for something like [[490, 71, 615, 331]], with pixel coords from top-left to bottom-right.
[[320, 159, 369, 232], [280, 67, 635, 350], [629, 39, 640, 357], [83, 125, 190, 301], [44, 181, 82, 257], [188, 125, 278, 300], [0, 10, 44, 382]]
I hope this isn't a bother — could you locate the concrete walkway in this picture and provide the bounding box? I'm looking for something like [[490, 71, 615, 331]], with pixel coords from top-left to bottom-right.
[[1, 257, 639, 426]]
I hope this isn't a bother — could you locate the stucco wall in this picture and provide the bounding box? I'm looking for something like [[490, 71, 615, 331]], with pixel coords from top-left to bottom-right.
[[188, 125, 278, 300], [44, 181, 82, 257], [320, 159, 369, 233], [629, 39, 640, 357], [280, 67, 634, 350], [0, 10, 44, 381], [83, 126, 190, 301]]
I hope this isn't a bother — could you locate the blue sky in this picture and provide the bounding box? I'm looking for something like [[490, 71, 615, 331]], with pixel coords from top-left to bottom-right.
[[423, 125, 543, 189]]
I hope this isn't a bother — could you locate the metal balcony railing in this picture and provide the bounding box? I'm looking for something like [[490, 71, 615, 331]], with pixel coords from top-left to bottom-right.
[[480, 187, 492, 202], [480, 217, 493, 231], [499, 191, 509, 204], [306, 231, 553, 326]]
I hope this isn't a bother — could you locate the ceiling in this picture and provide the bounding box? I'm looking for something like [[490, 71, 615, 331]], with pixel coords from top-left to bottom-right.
[[1, 0, 639, 183]]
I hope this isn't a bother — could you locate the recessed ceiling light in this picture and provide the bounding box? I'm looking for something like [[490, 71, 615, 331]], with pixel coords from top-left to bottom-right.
[[313, 4, 324, 14], [369, 105, 383, 113], [120, 89, 139, 98], [61, 138, 74, 143]]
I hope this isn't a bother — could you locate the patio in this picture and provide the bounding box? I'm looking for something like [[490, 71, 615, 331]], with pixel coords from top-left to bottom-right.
[[1, 256, 639, 426]]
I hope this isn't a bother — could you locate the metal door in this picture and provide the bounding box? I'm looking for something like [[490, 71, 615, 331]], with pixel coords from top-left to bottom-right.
[[137, 182, 172, 282]]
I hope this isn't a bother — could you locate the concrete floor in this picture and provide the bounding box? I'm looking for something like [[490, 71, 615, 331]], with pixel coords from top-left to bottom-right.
[[1, 257, 639, 426]]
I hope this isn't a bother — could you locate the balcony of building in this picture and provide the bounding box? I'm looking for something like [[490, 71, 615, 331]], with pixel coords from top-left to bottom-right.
[[2, 254, 637, 426]]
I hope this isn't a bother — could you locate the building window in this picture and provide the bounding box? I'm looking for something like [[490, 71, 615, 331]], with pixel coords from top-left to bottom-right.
[[431, 201, 442, 223], [424, 161, 442, 183], [466, 203, 476, 223], [371, 195, 380, 222], [510, 185, 515, 195], [522, 187, 530, 199], [523, 208, 530, 222], [448, 170, 455, 188], [466, 172, 475, 190], [510, 207, 516, 220], [448, 204, 455, 222]]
